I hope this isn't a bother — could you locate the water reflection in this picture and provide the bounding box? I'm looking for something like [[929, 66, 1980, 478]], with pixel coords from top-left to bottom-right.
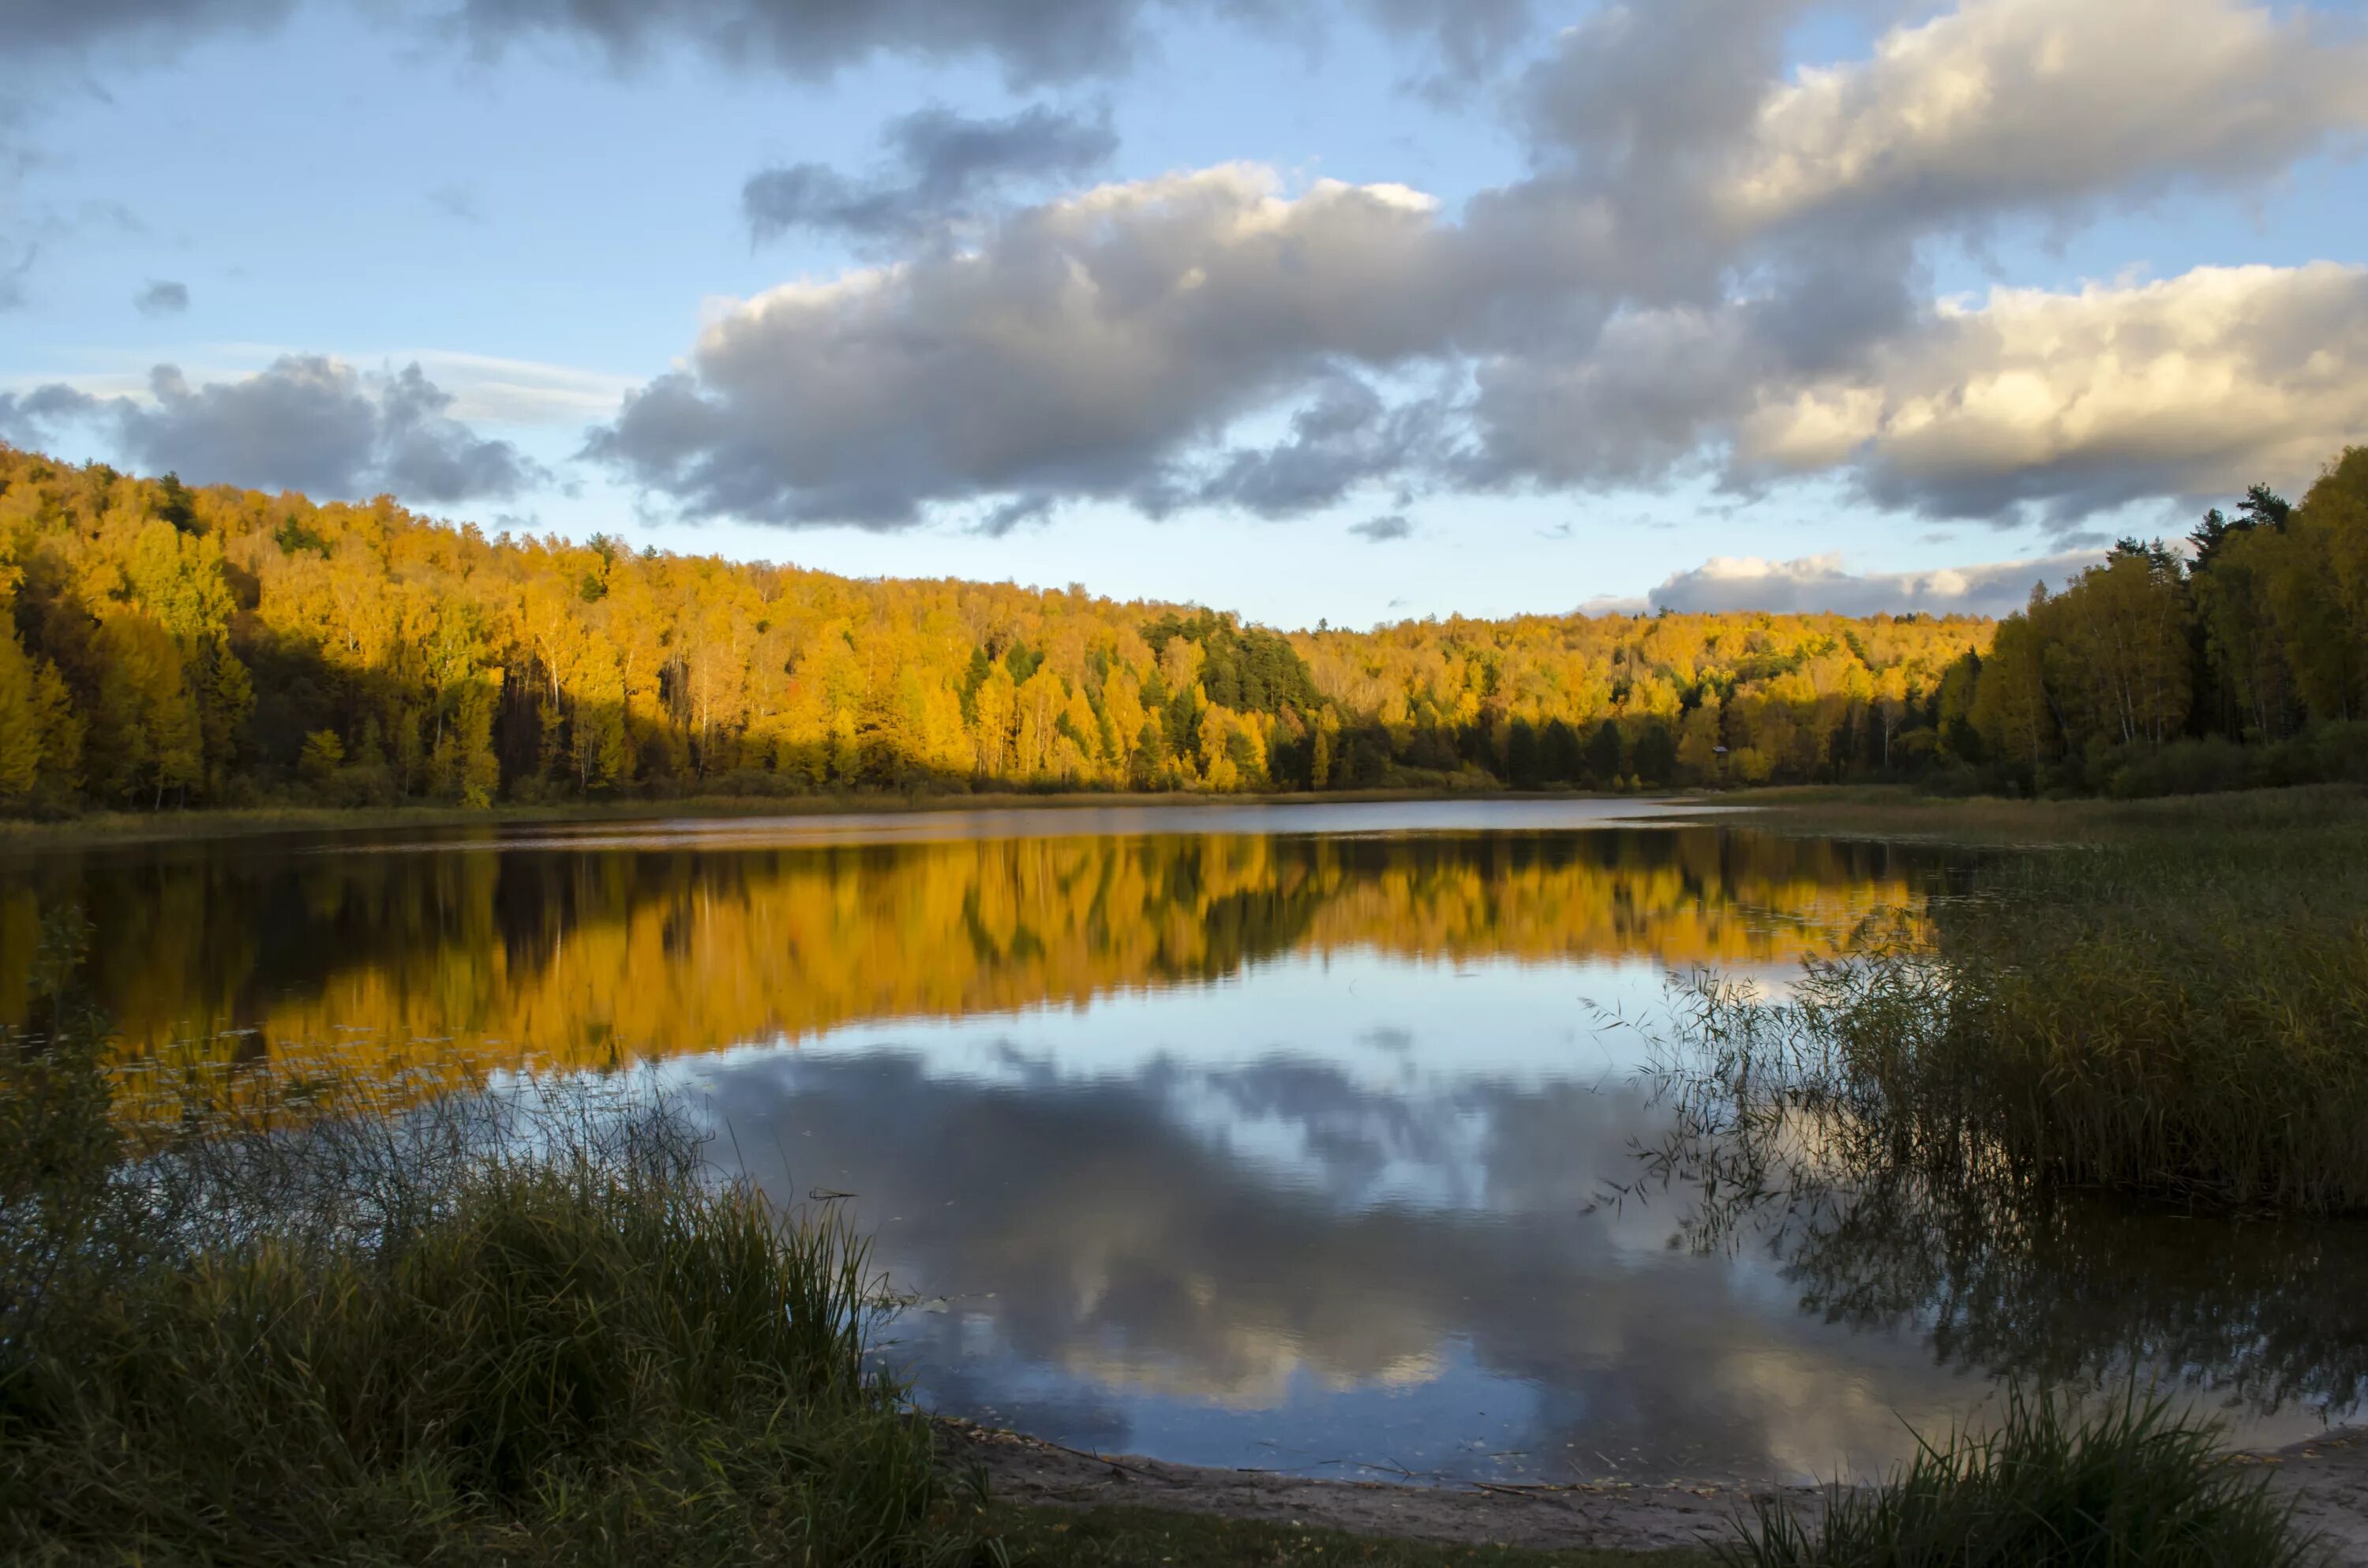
[[2, 803, 1920, 1104], [6, 800, 2356, 1484]]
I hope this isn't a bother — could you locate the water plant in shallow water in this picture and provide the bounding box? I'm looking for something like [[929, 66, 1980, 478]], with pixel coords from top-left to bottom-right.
[[1637, 812, 2368, 1217]]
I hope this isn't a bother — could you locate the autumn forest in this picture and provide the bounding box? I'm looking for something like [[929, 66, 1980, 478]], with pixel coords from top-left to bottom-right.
[[2, 442, 2366, 814]]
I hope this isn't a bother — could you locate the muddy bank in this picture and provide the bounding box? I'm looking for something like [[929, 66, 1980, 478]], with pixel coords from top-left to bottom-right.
[[946, 1420, 2368, 1562], [2254, 1428, 2368, 1563], [941, 1417, 1817, 1555]]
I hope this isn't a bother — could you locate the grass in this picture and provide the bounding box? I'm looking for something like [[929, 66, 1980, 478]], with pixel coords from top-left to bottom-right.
[[1644, 796, 2368, 1213], [1726, 1387, 2318, 1568], [991, 1505, 1711, 1566], [0, 991, 994, 1566], [1736, 780, 2368, 846]]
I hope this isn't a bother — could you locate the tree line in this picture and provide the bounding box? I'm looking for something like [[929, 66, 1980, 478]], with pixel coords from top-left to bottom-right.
[[0, 440, 2359, 814], [1963, 447, 2368, 796]]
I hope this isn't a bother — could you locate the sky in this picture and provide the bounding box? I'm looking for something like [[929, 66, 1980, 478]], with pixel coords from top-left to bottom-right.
[[0, 0, 2362, 630]]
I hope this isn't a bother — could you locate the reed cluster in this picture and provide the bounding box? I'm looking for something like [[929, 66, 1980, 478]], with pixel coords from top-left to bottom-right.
[[1656, 811, 2368, 1214], [0, 1007, 990, 1566], [1729, 1388, 2314, 1567]]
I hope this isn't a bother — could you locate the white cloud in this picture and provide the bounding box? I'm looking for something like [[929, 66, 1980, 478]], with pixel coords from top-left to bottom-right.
[[3, 347, 633, 428], [0, 355, 549, 504], [1740, 263, 2368, 518], [1727, 0, 2368, 236], [1646, 548, 2104, 617], [400, 350, 638, 425], [590, 166, 1471, 525], [588, 0, 2368, 534]]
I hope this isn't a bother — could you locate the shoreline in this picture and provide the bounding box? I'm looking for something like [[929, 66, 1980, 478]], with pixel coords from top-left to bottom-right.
[[10, 780, 2363, 857], [947, 1419, 2368, 1559], [0, 784, 1712, 855], [940, 1416, 1800, 1555]]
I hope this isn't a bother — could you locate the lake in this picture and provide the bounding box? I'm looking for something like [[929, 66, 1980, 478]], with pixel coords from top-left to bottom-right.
[[6, 798, 2359, 1486]]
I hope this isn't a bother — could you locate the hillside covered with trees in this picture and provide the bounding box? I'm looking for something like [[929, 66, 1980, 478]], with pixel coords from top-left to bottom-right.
[[0, 442, 2361, 814], [1969, 448, 2368, 795]]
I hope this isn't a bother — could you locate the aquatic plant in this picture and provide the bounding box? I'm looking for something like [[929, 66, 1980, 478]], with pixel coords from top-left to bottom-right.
[[1726, 1387, 2317, 1568], [1643, 814, 2368, 1215]]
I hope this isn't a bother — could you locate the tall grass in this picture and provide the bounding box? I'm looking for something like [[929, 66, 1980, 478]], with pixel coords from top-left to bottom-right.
[[1727, 1387, 2318, 1568], [0, 985, 991, 1565], [1647, 814, 2368, 1214]]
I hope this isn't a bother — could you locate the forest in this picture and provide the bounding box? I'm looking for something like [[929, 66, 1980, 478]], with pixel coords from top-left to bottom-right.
[[0, 440, 2362, 814]]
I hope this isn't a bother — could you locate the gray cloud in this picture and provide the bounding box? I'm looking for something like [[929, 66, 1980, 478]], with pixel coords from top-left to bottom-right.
[[1646, 548, 2106, 618], [133, 278, 188, 316], [973, 492, 1058, 537], [1725, 0, 2368, 244], [0, 243, 32, 312], [1, 355, 548, 503], [1737, 262, 2368, 525], [444, 0, 1205, 87], [1349, 513, 1411, 543], [744, 103, 1116, 249], [599, 0, 2368, 533], [0, 0, 294, 55], [592, 169, 1470, 526], [427, 182, 484, 223], [1171, 375, 1452, 518], [444, 0, 1540, 89], [1353, 0, 1537, 87], [0, 382, 102, 447]]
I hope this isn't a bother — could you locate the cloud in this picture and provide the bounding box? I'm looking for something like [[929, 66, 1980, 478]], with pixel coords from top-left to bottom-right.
[[133, 279, 189, 316], [1645, 548, 2104, 618], [1459, 0, 2368, 507], [1352, 0, 1538, 87], [0, 382, 100, 447], [0, 355, 549, 503], [1170, 375, 1452, 518], [603, 0, 2368, 534], [744, 103, 1116, 249], [0, 243, 31, 312], [973, 492, 1057, 537], [444, 0, 1552, 89], [591, 167, 1467, 526], [1349, 513, 1411, 543], [443, 0, 1201, 88], [1737, 263, 2368, 522], [427, 183, 484, 223], [399, 350, 636, 424], [1724, 0, 2368, 241], [0, 0, 294, 56]]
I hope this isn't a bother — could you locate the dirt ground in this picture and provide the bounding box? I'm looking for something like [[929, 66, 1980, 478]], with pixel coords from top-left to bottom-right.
[[2256, 1427, 2368, 1564], [946, 1420, 2368, 1562], [944, 1418, 1816, 1555]]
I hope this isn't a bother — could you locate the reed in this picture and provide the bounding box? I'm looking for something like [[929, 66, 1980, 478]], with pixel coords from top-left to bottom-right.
[[1651, 813, 2368, 1214], [1726, 1387, 2317, 1568], [0, 1014, 991, 1566]]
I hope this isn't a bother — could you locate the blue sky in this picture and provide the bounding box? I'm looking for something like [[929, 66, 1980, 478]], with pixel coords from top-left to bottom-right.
[[2, 0, 2363, 628]]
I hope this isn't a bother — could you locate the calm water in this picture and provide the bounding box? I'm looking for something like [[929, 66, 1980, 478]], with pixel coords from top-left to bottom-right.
[[7, 799, 2361, 1484]]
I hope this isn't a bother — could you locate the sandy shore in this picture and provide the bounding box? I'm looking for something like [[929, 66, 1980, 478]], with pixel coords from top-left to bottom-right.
[[946, 1419, 2368, 1562]]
